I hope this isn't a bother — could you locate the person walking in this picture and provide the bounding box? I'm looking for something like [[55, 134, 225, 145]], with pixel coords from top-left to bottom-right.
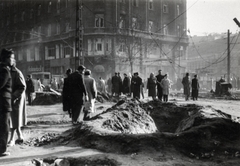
[[68, 65, 88, 124], [160, 74, 171, 102], [0, 48, 15, 157], [192, 74, 200, 101], [182, 73, 191, 101], [131, 72, 142, 99], [62, 68, 72, 118], [147, 73, 157, 100], [83, 69, 97, 120], [26, 75, 34, 105], [8, 60, 27, 147], [156, 70, 165, 101], [122, 73, 130, 96]]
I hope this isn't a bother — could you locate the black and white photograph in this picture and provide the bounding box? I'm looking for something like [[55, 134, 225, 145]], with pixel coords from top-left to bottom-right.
[[0, 0, 240, 165]]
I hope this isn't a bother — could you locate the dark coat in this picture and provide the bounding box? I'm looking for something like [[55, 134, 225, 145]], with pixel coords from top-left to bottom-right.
[[111, 75, 120, 94], [147, 77, 157, 97], [192, 78, 199, 98], [122, 76, 130, 94], [131, 76, 142, 99], [68, 71, 87, 106], [156, 74, 165, 89], [26, 78, 34, 93], [0, 63, 12, 112], [182, 76, 191, 95]]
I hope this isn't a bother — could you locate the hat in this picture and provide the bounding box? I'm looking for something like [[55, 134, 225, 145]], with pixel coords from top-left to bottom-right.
[[0, 48, 14, 62], [84, 69, 91, 76], [77, 65, 86, 71]]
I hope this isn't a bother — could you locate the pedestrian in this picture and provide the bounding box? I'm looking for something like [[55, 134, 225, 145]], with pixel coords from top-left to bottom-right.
[[131, 72, 142, 99], [147, 73, 157, 100], [160, 74, 171, 102], [98, 77, 106, 94], [83, 69, 97, 120], [50, 78, 58, 91], [111, 72, 120, 96], [192, 74, 200, 101], [117, 72, 123, 95], [26, 74, 35, 105], [62, 68, 72, 118], [36, 78, 42, 92], [8, 60, 27, 147], [182, 73, 191, 101], [0, 48, 15, 157], [140, 82, 145, 99], [156, 69, 165, 101], [68, 65, 88, 124], [122, 73, 130, 96]]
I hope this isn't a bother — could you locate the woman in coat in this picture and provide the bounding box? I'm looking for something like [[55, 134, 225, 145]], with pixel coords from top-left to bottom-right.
[[83, 69, 97, 120], [147, 73, 157, 100], [62, 68, 72, 117], [160, 74, 171, 102], [8, 62, 27, 146]]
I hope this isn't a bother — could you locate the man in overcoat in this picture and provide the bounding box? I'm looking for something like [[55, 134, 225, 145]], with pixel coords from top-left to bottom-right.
[[68, 65, 88, 124]]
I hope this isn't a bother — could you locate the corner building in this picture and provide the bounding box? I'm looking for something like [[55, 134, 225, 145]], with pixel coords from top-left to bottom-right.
[[0, 0, 188, 81]]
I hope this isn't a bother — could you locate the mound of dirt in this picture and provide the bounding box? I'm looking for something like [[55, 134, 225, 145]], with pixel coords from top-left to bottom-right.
[[32, 92, 61, 105], [64, 99, 240, 160]]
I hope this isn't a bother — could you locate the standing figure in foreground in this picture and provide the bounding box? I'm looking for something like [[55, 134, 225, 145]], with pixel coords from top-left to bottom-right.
[[182, 73, 191, 101], [160, 74, 171, 102], [156, 70, 165, 101], [25, 75, 34, 105], [147, 73, 157, 100], [83, 69, 97, 120], [62, 68, 72, 118], [98, 77, 106, 94], [122, 73, 130, 96], [68, 65, 88, 124], [8, 60, 27, 146], [0, 48, 15, 157], [192, 74, 200, 101], [111, 72, 120, 96]]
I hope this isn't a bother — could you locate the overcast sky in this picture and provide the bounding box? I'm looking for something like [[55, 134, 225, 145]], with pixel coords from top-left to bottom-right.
[[187, 0, 240, 36]]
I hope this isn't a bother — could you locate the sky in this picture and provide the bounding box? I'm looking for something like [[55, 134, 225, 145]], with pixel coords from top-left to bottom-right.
[[187, 0, 240, 36]]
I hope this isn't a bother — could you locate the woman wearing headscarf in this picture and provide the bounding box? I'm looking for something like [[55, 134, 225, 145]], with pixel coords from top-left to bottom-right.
[[147, 73, 157, 100], [8, 60, 27, 146]]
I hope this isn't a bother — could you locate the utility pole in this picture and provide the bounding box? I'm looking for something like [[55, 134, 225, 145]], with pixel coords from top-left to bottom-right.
[[75, 0, 84, 70], [227, 29, 230, 83]]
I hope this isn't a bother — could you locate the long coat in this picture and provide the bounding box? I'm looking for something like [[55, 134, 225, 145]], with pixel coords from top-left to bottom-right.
[[182, 76, 191, 96], [10, 66, 27, 128], [131, 76, 142, 99], [62, 76, 71, 112], [84, 75, 97, 113], [160, 78, 171, 95], [192, 78, 200, 98], [111, 75, 120, 94], [147, 77, 156, 97], [122, 76, 130, 94]]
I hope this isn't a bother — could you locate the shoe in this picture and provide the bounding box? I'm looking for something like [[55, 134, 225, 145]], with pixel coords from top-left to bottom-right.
[[0, 152, 10, 157], [7, 140, 15, 147], [15, 139, 24, 144]]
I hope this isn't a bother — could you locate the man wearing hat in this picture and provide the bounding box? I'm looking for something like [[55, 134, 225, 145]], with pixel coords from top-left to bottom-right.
[[111, 72, 120, 96], [68, 65, 88, 124], [156, 69, 165, 101]]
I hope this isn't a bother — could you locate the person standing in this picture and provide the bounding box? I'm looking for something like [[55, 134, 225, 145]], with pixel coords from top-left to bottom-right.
[[192, 74, 200, 101], [160, 74, 171, 102], [117, 72, 123, 96], [122, 73, 130, 96], [131, 72, 142, 99], [0, 48, 15, 157], [36, 78, 42, 92], [26, 75, 34, 105], [68, 65, 88, 124], [111, 72, 120, 96], [156, 70, 165, 101], [98, 77, 106, 94], [83, 69, 97, 120], [51, 78, 58, 91], [147, 73, 157, 100], [62, 68, 72, 118], [8, 60, 27, 146], [182, 73, 191, 101]]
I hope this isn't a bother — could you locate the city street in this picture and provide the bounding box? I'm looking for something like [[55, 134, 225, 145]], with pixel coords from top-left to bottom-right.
[[1, 95, 240, 166]]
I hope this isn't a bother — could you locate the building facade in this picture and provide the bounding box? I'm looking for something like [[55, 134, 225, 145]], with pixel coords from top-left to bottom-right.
[[0, 0, 188, 81]]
